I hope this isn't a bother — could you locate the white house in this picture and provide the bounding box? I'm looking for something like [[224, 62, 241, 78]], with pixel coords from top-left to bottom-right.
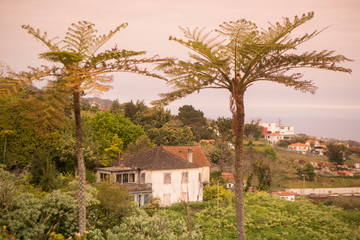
[[271, 191, 296, 201], [264, 133, 284, 144], [288, 142, 311, 154], [163, 145, 210, 186], [96, 146, 210, 207], [305, 140, 320, 147], [259, 122, 295, 136]]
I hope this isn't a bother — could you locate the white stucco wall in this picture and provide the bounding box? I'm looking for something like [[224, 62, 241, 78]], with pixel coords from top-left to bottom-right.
[[150, 168, 203, 206], [201, 166, 210, 184]]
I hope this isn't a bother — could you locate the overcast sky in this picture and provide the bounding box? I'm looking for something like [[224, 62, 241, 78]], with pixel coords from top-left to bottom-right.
[[1, 0, 359, 141]]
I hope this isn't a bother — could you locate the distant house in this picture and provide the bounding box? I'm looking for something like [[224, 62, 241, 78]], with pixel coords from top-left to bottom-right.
[[314, 145, 327, 155], [264, 133, 284, 144], [305, 140, 320, 147], [288, 142, 311, 154], [221, 172, 247, 189], [96, 146, 210, 207], [271, 191, 296, 201], [259, 122, 295, 136]]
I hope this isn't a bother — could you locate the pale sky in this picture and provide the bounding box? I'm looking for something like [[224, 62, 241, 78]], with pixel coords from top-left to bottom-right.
[[1, 0, 359, 141]]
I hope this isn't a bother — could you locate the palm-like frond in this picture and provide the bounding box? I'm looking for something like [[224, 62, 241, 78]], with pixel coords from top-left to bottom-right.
[[155, 12, 351, 106]]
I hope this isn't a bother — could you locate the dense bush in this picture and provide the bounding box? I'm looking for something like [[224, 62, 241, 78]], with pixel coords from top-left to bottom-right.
[[87, 208, 203, 240]]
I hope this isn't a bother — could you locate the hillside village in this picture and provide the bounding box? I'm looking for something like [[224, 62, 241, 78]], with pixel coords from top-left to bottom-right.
[[0, 7, 359, 239], [81, 98, 360, 207]]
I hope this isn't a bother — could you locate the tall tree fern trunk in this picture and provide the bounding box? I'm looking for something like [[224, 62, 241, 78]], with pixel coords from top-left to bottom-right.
[[73, 90, 86, 233], [233, 91, 246, 240]]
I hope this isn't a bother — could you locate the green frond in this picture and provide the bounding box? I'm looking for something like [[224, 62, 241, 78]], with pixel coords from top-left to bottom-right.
[[39, 51, 83, 65], [22, 25, 60, 51], [88, 23, 128, 55], [157, 12, 351, 105]]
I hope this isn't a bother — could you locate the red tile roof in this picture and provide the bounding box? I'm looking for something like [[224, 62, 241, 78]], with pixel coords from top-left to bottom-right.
[[265, 133, 282, 136], [163, 145, 211, 167], [222, 173, 247, 184], [272, 191, 296, 196], [289, 142, 309, 147]]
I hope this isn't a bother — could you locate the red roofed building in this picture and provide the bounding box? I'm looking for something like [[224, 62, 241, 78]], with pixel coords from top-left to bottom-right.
[[221, 172, 247, 189], [305, 140, 320, 147], [264, 133, 284, 144], [288, 142, 311, 154], [271, 191, 296, 201]]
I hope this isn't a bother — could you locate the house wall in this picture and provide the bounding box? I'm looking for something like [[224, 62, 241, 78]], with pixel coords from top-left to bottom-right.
[[201, 166, 210, 184], [265, 135, 284, 144], [260, 122, 295, 135], [150, 168, 203, 206]]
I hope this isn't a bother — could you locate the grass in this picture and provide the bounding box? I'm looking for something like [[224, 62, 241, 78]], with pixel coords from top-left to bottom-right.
[[281, 177, 360, 188]]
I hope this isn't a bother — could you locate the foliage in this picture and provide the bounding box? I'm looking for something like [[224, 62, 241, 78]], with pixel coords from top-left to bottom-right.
[[104, 134, 123, 162], [244, 120, 263, 140], [95, 181, 134, 230], [38, 159, 63, 191], [0, 193, 44, 240], [177, 105, 208, 141], [296, 162, 316, 181], [123, 135, 153, 158], [260, 145, 277, 161], [88, 208, 203, 240], [41, 190, 78, 238], [146, 120, 194, 146], [0, 168, 16, 215], [90, 111, 145, 153], [327, 143, 347, 164], [194, 193, 360, 239], [214, 117, 232, 140], [324, 196, 360, 211], [0, 95, 63, 168], [203, 184, 232, 203], [109, 99, 123, 115], [252, 159, 272, 191]]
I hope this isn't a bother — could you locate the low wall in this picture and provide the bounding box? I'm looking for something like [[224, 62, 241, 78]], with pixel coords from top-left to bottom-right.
[[285, 187, 360, 196]]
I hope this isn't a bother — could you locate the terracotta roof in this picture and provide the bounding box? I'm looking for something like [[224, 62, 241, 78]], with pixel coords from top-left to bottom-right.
[[272, 191, 296, 196], [123, 146, 200, 170], [221, 173, 246, 184], [289, 142, 309, 147], [163, 145, 211, 167], [222, 172, 235, 183], [265, 133, 282, 136]]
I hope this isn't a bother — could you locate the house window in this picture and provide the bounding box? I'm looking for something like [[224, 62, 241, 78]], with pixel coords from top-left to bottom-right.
[[116, 174, 122, 183], [182, 172, 189, 184], [116, 173, 135, 184], [100, 173, 109, 182], [163, 193, 171, 206], [140, 173, 146, 184], [164, 173, 171, 184], [129, 173, 135, 183], [144, 194, 150, 205]]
